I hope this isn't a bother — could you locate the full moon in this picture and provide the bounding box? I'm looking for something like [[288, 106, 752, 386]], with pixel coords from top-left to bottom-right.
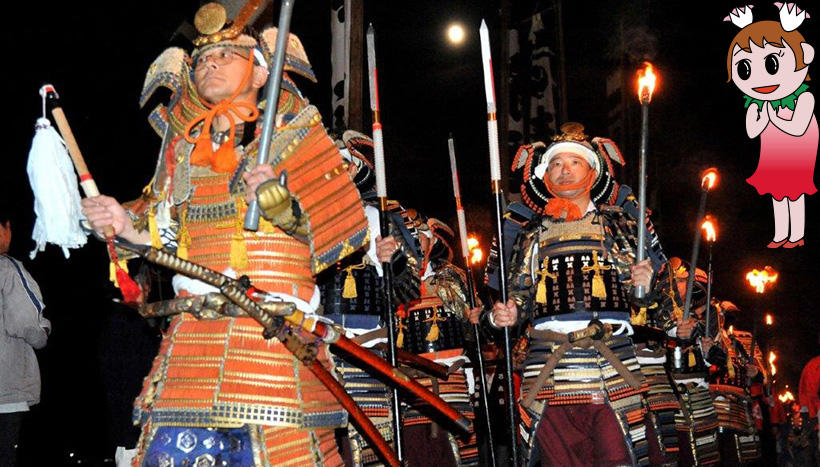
[[447, 23, 465, 45]]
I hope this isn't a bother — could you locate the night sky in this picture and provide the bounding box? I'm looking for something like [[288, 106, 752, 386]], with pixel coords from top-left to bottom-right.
[[4, 1, 818, 464]]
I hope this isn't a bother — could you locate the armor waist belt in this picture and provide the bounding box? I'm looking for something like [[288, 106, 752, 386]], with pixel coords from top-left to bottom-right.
[[521, 328, 642, 408]]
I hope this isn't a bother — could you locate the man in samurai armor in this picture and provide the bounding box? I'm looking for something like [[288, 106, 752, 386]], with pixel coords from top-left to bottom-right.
[[395, 218, 479, 467], [488, 122, 673, 466], [314, 130, 424, 466], [667, 258, 725, 466], [708, 300, 763, 465], [630, 258, 690, 466], [729, 322, 775, 462], [81, 2, 370, 465], [797, 344, 820, 467]]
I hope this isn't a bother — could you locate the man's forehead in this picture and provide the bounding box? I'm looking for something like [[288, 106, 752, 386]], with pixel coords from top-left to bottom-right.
[[550, 152, 589, 163]]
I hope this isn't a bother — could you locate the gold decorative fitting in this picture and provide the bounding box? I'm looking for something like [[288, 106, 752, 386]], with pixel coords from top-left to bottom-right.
[[192, 0, 264, 47], [194, 3, 228, 36], [552, 122, 589, 142]]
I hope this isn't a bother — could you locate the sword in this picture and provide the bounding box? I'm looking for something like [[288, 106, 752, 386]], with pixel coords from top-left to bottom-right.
[[114, 240, 472, 437]]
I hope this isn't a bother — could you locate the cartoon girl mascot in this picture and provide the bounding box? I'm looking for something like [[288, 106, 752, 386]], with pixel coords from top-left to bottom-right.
[[726, 3, 817, 248]]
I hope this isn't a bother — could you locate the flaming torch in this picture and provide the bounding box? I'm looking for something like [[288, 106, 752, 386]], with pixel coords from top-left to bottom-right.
[[744, 266, 777, 362], [746, 266, 779, 294], [635, 62, 657, 299], [769, 350, 777, 377], [467, 236, 484, 265], [683, 168, 720, 320], [480, 19, 519, 464], [701, 216, 717, 336], [765, 313, 774, 325]]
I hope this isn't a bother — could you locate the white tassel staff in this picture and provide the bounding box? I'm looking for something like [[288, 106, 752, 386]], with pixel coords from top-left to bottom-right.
[[30, 84, 142, 304], [27, 85, 87, 259], [480, 19, 519, 466]]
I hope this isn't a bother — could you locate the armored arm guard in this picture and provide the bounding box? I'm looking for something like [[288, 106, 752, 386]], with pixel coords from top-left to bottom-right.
[[485, 202, 535, 294], [602, 185, 669, 310], [256, 174, 309, 242], [645, 261, 684, 331], [505, 222, 539, 327]]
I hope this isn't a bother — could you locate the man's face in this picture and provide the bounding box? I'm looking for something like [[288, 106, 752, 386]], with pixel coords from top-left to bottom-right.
[[0, 221, 11, 254], [194, 47, 255, 103], [547, 152, 593, 199]]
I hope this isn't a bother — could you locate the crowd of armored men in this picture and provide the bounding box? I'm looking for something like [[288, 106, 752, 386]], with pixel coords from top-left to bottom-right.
[[14, 3, 812, 466]]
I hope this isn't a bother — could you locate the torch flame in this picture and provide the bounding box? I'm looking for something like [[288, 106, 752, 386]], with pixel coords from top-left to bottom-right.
[[701, 216, 717, 242], [765, 313, 774, 325], [769, 351, 777, 376], [701, 168, 719, 191], [778, 391, 794, 403], [467, 236, 484, 265], [637, 62, 657, 103], [745, 266, 778, 294]]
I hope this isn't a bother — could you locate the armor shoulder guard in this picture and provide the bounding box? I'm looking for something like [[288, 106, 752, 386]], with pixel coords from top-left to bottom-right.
[[485, 202, 536, 291]]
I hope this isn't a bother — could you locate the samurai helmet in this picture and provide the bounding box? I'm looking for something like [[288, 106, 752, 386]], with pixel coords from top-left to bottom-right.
[[669, 257, 709, 309], [512, 122, 625, 214], [336, 130, 376, 194]]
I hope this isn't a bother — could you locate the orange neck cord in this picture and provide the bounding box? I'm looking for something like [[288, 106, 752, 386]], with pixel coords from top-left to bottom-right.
[[543, 169, 596, 221], [185, 53, 260, 173]]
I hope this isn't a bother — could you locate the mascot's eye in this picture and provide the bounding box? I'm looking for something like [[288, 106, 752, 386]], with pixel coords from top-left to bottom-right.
[[765, 54, 779, 75], [736, 59, 751, 80]]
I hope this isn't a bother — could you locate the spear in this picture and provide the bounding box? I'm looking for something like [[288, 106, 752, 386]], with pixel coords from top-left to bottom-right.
[[480, 19, 518, 465], [244, 0, 295, 230], [367, 23, 403, 461], [448, 134, 497, 467]]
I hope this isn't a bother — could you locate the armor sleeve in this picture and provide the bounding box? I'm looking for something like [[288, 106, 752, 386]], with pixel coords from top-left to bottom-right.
[[506, 223, 539, 326], [485, 202, 535, 293], [389, 247, 421, 305], [386, 209, 422, 305], [616, 185, 667, 269], [705, 342, 728, 369], [646, 261, 683, 331]]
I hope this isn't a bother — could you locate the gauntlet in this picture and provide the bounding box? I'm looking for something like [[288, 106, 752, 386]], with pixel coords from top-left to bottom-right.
[[256, 172, 310, 239]]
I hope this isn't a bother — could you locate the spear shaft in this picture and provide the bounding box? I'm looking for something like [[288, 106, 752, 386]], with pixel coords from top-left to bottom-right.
[[448, 134, 497, 467], [367, 24, 403, 461], [480, 19, 518, 466]]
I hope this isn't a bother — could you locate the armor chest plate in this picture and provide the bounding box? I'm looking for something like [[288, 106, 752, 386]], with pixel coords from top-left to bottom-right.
[[532, 214, 630, 318], [316, 250, 384, 316], [185, 170, 315, 302], [399, 295, 464, 354]]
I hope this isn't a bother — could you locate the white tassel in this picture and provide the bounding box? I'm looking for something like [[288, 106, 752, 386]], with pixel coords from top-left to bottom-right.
[[26, 117, 87, 259]]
